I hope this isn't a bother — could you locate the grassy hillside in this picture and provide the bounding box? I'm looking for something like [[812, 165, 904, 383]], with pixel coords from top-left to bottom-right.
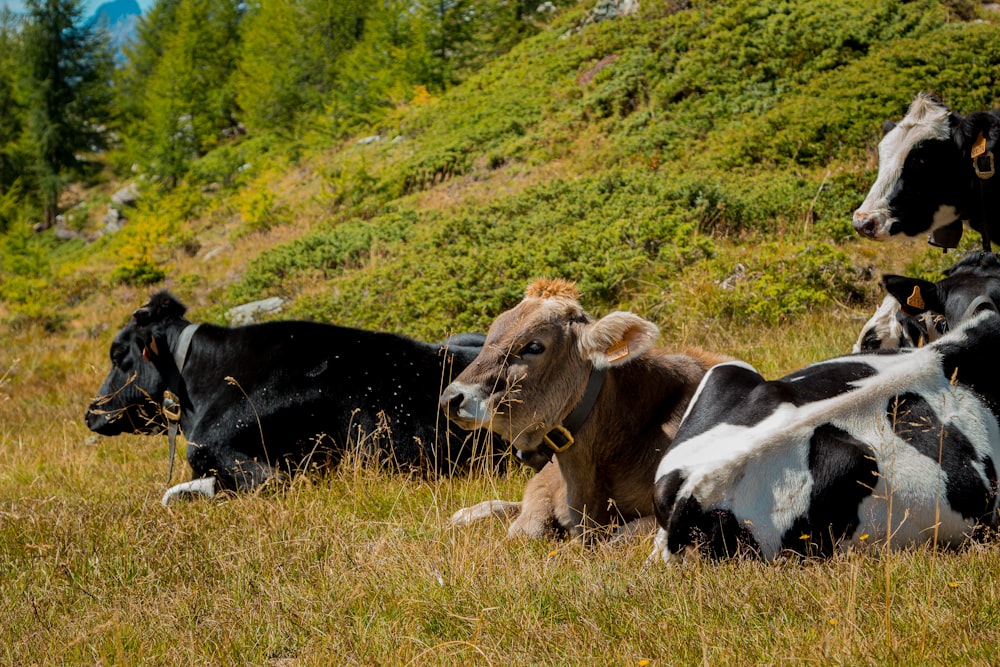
[[3, 0, 1000, 662]]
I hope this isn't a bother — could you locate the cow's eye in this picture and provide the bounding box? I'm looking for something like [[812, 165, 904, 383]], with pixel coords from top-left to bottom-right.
[[522, 340, 545, 356]]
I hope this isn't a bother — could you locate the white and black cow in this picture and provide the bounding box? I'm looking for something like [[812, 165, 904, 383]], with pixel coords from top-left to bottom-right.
[[86, 291, 496, 504], [853, 92, 1000, 249], [651, 309, 1000, 562], [854, 251, 1000, 352], [852, 295, 945, 352]]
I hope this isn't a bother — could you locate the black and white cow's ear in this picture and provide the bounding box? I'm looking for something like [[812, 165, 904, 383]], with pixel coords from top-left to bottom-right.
[[957, 111, 1000, 156], [579, 311, 658, 369], [882, 275, 944, 316], [881, 119, 897, 136]]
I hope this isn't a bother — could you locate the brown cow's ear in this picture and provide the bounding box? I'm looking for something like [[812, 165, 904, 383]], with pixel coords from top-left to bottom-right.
[[580, 311, 659, 368]]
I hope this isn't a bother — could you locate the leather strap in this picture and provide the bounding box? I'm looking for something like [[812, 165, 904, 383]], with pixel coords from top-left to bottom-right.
[[543, 366, 607, 453]]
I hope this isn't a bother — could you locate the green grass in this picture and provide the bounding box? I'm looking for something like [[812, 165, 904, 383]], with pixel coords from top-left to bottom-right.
[[2, 307, 999, 664]]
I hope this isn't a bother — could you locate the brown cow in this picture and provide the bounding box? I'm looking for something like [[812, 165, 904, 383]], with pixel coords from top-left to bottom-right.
[[439, 278, 725, 539]]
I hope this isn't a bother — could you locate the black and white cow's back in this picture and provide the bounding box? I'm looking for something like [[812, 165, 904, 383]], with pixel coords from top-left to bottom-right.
[[652, 312, 1000, 561]]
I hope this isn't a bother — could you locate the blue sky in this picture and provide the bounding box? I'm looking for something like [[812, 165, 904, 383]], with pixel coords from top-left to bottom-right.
[[2, 0, 156, 16]]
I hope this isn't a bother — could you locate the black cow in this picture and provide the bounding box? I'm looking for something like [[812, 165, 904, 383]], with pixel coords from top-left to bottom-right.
[[86, 291, 495, 503], [651, 264, 1000, 562], [853, 92, 1000, 250]]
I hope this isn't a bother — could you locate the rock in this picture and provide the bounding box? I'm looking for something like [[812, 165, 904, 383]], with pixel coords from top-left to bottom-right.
[[54, 219, 86, 241], [103, 207, 125, 233], [111, 182, 141, 208], [227, 297, 286, 326]]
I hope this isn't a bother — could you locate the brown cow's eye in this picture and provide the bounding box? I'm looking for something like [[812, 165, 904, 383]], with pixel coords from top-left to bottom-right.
[[522, 340, 545, 356]]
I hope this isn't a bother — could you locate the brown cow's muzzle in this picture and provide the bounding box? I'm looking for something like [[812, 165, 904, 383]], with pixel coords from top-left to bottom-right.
[[439, 382, 491, 430]]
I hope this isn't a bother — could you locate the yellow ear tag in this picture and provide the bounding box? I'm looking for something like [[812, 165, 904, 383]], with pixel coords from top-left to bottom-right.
[[606, 340, 629, 363], [906, 285, 925, 310], [972, 133, 988, 159]]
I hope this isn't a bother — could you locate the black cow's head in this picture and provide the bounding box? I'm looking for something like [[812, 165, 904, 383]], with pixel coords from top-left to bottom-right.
[[882, 251, 1000, 329], [853, 93, 976, 244], [85, 291, 189, 435]]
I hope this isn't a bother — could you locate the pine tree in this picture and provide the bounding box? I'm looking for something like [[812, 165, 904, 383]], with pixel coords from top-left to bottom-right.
[[236, 0, 368, 134], [133, 0, 242, 187], [21, 0, 114, 229], [0, 8, 27, 208]]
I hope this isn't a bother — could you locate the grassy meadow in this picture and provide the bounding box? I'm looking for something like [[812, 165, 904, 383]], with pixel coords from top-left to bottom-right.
[[4, 268, 1000, 664], [4, 0, 1000, 663]]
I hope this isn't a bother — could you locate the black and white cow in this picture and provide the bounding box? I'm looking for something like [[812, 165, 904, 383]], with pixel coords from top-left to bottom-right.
[[854, 251, 1000, 352], [651, 309, 1000, 562], [852, 295, 945, 352], [86, 291, 495, 504], [853, 92, 1000, 249]]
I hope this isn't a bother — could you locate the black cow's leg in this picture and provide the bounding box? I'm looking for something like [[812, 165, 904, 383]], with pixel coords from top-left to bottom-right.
[[186, 444, 282, 495]]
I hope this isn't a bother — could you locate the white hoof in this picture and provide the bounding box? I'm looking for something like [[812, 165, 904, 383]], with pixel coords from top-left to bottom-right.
[[161, 477, 217, 505], [450, 500, 522, 527]]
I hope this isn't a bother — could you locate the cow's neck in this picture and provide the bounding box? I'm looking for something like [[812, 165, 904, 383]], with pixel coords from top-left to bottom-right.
[[555, 354, 701, 522], [155, 322, 202, 421]]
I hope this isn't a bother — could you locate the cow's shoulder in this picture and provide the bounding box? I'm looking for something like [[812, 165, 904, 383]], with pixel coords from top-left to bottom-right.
[[674, 361, 767, 442]]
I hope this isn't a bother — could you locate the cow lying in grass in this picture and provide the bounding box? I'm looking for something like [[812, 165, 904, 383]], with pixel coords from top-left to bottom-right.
[[651, 302, 1000, 562], [86, 291, 495, 504], [854, 251, 1000, 351], [440, 278, 725, 539]]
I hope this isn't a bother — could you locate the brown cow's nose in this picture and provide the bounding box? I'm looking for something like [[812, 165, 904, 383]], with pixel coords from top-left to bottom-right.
[[439, 388, 464, 416]]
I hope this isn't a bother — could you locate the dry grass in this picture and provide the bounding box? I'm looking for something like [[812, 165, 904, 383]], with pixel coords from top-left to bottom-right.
[[2, 283, 999, 665]]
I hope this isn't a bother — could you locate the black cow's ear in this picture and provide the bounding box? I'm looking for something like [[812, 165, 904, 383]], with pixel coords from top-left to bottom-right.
[[883, 275, 942, 316], [133, 290, 187, 326], [957, 111, 1000, 155], [133, 305, 153, 326], [882, 120, 897, 136]]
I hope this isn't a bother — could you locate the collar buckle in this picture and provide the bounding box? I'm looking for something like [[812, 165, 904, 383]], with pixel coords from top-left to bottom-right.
[[543, 425, 575, 453], [974, 151, 995, 180]]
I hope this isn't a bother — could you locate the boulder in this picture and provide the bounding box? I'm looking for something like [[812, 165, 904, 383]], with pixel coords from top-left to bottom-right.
[[227, 297, 286, 326]]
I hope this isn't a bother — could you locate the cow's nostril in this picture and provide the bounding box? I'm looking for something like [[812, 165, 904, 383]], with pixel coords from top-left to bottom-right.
[[853, 216, 878, 238], [439, 388, 464, 413]]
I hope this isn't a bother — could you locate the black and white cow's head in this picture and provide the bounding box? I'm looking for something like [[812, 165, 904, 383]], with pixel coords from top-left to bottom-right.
[[882, 251, 1000, 327], [854, 251, 1000, 352], [85, 291, 189, 435], [853, 93, 1000, 247], [852, 294, 946, 352]]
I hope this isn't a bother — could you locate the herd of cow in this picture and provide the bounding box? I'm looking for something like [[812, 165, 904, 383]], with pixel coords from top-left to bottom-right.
[[86, 92, 1000, 562]]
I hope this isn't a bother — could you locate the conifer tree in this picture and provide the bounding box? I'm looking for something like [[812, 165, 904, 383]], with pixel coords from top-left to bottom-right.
[[21, 0, 114, 229], [236, 0, 368, 134], [133, 0, 242, 187], [0, 9, 27, 206]]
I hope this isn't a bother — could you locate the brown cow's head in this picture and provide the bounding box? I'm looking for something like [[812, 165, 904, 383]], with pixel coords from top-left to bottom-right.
[[439, 279, 659, 470]]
